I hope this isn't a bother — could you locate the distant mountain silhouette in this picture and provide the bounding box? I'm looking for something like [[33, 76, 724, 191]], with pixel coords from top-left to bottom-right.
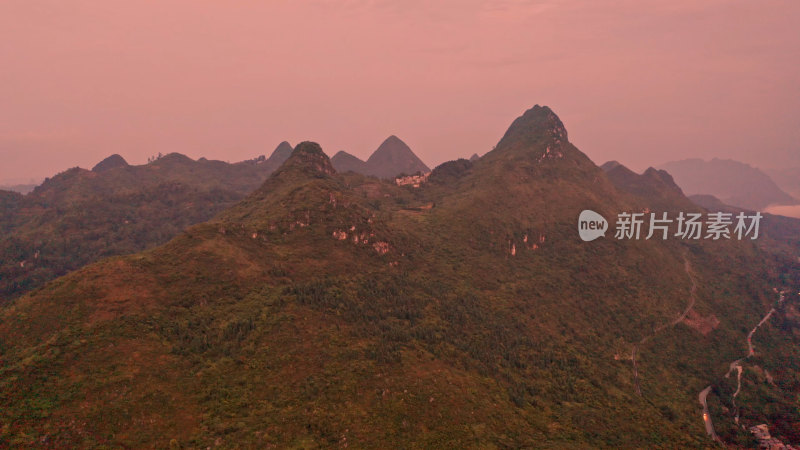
[[330, 136, 429, 178], [331, 150, 369, 174], [266, 141, 294, 166], [658, 158, 797, 210], [366, 135, 430, 178], [765, 166, 800, 199], [600, 160, 622, 171], [91, 154, 129, 172]]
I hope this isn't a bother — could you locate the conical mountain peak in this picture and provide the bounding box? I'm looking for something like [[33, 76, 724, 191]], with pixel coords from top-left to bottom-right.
[[366, 135, 430, 178], [368, 135, 413, 161], [332, 150, 351, 158], [382, 135, 403, 145], [267, 141, 294, 165], [482, 105, 594, 169], [331, 150, 369, 174], [495, 105, 567, 151], [274, 141, 336, 177]]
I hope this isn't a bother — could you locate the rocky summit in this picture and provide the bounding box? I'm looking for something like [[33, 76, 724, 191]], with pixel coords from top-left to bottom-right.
[[0, 106, 798, 449]]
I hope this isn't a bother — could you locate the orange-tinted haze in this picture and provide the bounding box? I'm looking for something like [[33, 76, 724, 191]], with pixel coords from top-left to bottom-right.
[[1, 0, 799, 183]]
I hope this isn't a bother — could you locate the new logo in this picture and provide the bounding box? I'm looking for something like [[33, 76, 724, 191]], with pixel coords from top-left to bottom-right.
[[578, 210, 762, 241], [578, 210, 608, 242]]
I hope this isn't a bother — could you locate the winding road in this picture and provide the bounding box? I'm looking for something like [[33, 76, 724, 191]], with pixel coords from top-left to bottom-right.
[[698, 291, 785, 443], [699, 386, 723, 444], [625, 256, 789, 445]]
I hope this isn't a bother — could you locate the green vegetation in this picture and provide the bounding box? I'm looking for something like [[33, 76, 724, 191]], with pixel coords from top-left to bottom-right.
[[0, 151, 289, 303], [1, 107, 799, 448]]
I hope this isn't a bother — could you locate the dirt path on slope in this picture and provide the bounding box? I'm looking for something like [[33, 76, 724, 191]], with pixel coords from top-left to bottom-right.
[[631, 256, 697, 395]]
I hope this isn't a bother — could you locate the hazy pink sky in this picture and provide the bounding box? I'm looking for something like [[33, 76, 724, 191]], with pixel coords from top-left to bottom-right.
[[1, 0, 799, 183]]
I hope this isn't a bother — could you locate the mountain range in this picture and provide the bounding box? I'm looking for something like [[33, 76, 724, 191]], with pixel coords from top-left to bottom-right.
[[658, 158, 798, 211], [1, 106, 799, 448], [604, 163, 800, 261], [0, 137, 435, 305], [0, 143, 293, 303], [331, 135, 430, 178]]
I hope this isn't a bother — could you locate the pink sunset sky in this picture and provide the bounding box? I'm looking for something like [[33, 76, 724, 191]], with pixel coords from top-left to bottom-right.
[[1, 0, 799, 183]]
